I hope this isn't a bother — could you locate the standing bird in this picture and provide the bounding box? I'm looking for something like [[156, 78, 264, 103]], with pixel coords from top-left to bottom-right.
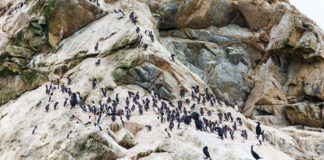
[[67, 77, 72, 85], [129, 12, 137, 24], [95, 59, 100, 66], [164, 128, 171, 138], [256, 122, 262, 139], [171, 54, 175, 62], [45, 104, 49, 112], [67, 130, 72, 139], [101, 88, 106, 97], [203, 146, 211, 160], [70, 93, 77, 108], [32, 126, 37, 134], [136, 27, 140, 33], [180, 89, 185, 98], [251, 145, 262, 160], [92, 78, 97, 89], [54, 102, 59, 110], [94, 42, 99, 51], [143, 44, 148, 51], [64, 98, 68, 107]]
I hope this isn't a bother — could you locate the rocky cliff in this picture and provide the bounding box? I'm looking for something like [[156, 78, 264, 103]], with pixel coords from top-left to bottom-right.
[[0, 0, 324, 159]]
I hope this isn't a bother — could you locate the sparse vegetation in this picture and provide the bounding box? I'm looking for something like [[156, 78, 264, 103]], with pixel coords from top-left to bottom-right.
[[105, 85, 115, 91], [112, 68, 129, 83], [43, 0, 57, 35]]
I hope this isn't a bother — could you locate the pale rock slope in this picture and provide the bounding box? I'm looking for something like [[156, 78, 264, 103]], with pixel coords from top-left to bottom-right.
[[0, 0, 324, 160]]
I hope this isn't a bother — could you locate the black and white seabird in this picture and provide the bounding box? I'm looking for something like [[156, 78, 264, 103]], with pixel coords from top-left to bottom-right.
[[164, 128, 171, 138], [64, 98, 68, 107], [67, 130, 72, 139], [54, 102, 59, 110], [101, 88, 106, 97], [92, 78, 97, 89], [32, 126, 37, 134]]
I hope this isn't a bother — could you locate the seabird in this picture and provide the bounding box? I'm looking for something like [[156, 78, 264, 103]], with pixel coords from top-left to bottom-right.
[[70, 93, 77, 108], [143, 44, 148, 51], [54, 102, 59, 110], [207, 111, 212, 116], [95, 59, 100, 66], [92, 78, 97, 89], [129, 12, 137, 24], [203, 146, 211, 160], [171, 54, 175, 61], [180, 89, 185, 98], [136, 27, 140, 33], [251, 145, 262, 160], [32, 126, 37, 134], [84, 121, 91, 126], [45, 104, 49, 112], [36, 101, 41, 107], [145, 125, 152, 131], [94, 42, 99, 51], [67, 77, 72, 85], [256, 122, 262, 139], [101, 88, 106, 97], [67, 130, 72, 139], [164, 128, 171, 138], [234, 104, 239, 112], [64, 98, 68, 107]]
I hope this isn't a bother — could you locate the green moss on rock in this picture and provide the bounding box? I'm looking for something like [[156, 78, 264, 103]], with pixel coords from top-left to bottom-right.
[[112, 68, 129, 84]]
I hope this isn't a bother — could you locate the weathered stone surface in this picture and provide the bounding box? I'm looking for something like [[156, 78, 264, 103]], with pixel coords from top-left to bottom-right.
[[285, 102, 324, 127], [244, 58, 288, 117], [49, 131, 127, 160], [116, 128, 137, 149], [149, 0, 237, 29], [266, 11, 324, 61], [47, 0, 106, 47], [318, 144, 324, 159], [1, 0, 324, 160]]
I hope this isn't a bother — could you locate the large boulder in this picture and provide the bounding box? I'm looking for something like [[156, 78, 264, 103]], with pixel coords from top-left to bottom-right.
[[285, 102, 324, 127], [116, 128, 137, 149], [266, 11, 324, 61]]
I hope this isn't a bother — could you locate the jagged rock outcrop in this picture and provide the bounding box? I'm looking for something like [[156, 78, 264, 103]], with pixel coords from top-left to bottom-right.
[[1, 0, 324, 159], [285, 102, 324, 127]]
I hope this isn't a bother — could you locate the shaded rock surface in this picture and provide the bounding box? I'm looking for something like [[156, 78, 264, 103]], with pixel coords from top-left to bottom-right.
[[285, 102, 324, 128]]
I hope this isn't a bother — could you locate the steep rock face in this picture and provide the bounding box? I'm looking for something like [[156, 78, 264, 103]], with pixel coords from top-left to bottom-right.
[[161, 25, 261, 107], [149, 0, 239, 29], [46, 0, 106, 47], [0, 0, 324, 159]]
